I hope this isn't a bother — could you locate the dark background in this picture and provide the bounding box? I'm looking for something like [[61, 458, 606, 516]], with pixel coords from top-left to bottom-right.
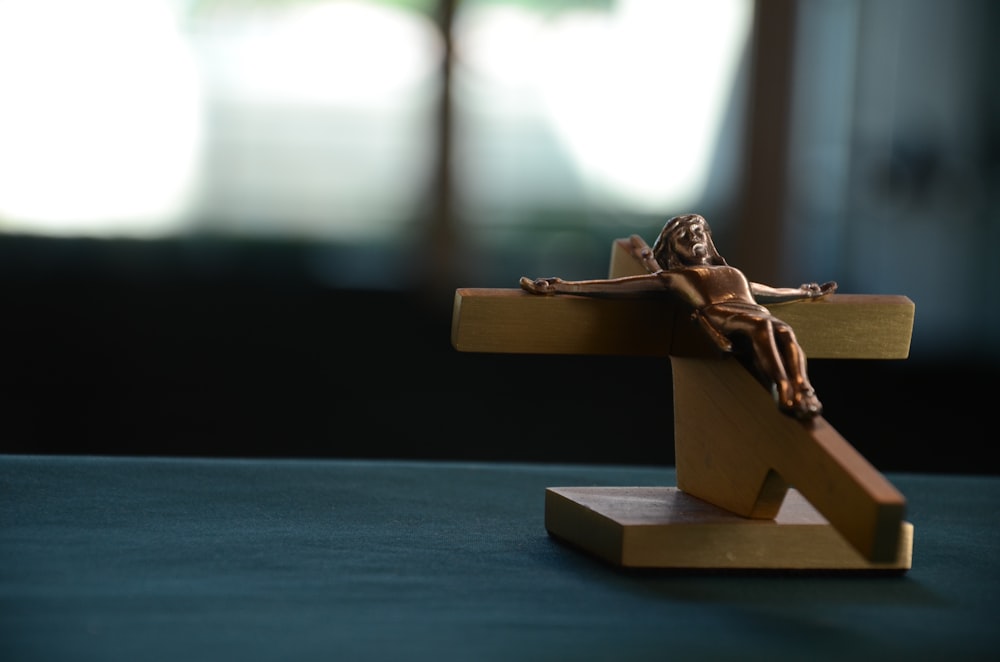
[[2, 0, 998, 474], [1, 237, 992, 474]]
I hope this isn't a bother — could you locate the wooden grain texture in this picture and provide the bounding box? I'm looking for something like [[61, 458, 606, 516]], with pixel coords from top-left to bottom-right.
[[451, 287, 686, 356], [453, 236, 914, 569], [452, 288, 914, 359], [545, 486, 913, 570], [671, 356, 907, 562], [453, 237, 914, 359]]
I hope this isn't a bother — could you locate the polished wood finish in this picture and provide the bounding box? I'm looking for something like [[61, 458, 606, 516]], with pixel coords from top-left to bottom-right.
[[452, 288, 914, 360], [545, 486, 913, 570], [451, 235, 916, 569], [671, 356, 906, 562], [455, 238, 914, 360]]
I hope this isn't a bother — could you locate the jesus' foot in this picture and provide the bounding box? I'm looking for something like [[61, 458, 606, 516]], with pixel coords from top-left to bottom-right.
[[779, 387, 823, 419]]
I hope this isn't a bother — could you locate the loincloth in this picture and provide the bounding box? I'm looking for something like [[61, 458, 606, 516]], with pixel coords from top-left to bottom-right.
[[697, 301, 770, 316], [691, 301, 770, 352]]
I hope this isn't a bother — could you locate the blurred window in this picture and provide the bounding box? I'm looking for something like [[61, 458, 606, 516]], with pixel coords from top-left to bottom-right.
[[0, 0, 751, 245], [0, 0, 443, 241], [0, 0, 205, 236], [453, 0, 752, 224]]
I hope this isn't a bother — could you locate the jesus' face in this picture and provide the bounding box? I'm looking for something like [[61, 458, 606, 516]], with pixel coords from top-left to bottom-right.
[[653, 214, 720, 268]]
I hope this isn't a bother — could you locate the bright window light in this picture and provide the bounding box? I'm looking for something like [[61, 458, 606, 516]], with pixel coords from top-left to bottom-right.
[[0, 0, 443, 241], [202, 1, 441, 110], [0, 0, 203, 237], [0, 0, 749, 239], [454, 0, 753, 215], [192, 0, 444, 241]]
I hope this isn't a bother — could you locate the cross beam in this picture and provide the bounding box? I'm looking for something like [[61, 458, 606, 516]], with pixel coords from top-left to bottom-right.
[[452, 238, 916, 570], [453, 241, 914, 360]]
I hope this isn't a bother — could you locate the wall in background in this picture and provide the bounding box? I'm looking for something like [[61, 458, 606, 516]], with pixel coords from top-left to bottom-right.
[[1, 1, 996, 470]]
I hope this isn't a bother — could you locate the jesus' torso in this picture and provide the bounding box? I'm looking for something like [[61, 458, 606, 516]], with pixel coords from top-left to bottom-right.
[[663, 264, 761, 310]]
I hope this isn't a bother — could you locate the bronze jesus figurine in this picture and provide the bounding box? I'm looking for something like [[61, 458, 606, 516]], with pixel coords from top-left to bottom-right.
[[520, 213, 837, 419]]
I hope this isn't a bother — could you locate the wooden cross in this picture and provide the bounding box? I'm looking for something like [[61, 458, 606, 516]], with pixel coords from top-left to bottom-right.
[[451, 234, 915, 571]]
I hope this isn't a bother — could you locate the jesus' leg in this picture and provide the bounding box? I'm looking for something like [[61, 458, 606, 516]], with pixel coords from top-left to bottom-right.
[[771, 322, 822, 418]]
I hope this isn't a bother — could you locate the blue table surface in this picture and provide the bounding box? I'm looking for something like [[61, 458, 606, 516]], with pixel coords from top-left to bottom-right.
[[2, 455, 998, 662]]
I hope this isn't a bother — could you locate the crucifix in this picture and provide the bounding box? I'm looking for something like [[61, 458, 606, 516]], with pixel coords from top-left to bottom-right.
[[451, 214, 915, 571]]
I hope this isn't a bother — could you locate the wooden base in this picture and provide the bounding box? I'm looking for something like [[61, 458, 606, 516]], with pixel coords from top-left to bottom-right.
[[545, 486, 913, 571]]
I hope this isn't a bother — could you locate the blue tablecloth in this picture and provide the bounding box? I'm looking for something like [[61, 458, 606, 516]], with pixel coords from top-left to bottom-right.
[[2, 455, 997, 661]]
